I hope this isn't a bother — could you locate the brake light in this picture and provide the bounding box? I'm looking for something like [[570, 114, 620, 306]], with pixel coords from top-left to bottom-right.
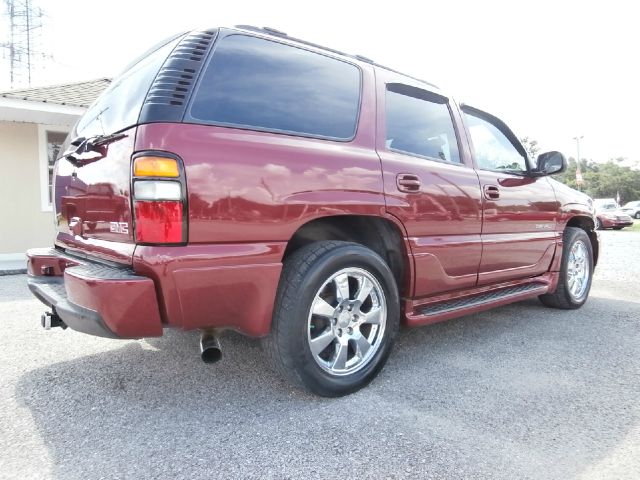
[[132, 154, 186, 245], [134, 201, 183, 243]]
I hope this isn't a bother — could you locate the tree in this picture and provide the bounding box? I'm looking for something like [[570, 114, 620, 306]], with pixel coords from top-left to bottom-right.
[[519, 137, 540, 161], [555, 157, 640, 202]]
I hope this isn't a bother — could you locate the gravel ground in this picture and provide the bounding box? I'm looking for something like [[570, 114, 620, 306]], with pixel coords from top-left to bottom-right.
[[1, 230, 639, 480]]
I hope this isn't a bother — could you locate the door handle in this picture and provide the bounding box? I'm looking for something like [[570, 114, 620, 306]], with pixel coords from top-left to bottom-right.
[[396, 174, 421, 193], [483, 184, 500, 200]]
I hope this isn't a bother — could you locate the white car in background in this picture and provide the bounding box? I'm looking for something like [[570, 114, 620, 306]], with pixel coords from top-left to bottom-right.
[[621, 201, 640, 219]]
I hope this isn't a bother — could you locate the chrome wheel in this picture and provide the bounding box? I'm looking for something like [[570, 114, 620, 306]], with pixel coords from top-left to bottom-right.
[[307, 267, 387, 376], [567, 240, 590, 300]]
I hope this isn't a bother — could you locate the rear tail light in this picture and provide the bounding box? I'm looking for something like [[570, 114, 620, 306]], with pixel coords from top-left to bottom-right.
[[134, 201, 183, 243], [133, 156, 180, 177], [132, 154, 187, 245], [134, 181, 182, 200]]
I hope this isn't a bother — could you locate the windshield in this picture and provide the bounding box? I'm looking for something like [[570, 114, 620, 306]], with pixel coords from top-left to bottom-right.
[[74, 33, 184, 138], [594, 200, 618, 211]]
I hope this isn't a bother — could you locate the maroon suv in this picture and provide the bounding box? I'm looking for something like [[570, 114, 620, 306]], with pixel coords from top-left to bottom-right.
[[27, 26, 599, 396]]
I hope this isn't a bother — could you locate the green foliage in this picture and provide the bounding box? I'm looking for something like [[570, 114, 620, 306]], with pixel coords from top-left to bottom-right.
[[556, 156, 640, 203], [518, 136, 639, 202], [519, 137, 540, 161]]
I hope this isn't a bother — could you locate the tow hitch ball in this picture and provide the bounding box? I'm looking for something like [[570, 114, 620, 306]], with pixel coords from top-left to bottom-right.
[[41, 311, 67, 330]]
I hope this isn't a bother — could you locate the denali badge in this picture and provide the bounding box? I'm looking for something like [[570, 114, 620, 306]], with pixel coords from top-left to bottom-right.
[[110, 222, 129, 234]]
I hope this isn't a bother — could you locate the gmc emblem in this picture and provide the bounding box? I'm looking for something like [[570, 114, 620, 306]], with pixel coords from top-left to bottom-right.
[[110, 222, 129, 234]]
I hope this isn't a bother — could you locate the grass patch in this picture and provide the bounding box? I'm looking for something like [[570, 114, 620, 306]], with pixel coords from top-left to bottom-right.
[[629, 220, 640, 232]]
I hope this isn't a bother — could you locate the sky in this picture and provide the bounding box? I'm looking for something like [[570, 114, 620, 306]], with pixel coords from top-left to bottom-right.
[[1, 0, 638, 163]]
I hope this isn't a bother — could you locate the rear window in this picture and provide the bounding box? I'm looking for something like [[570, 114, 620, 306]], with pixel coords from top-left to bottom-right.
[[75, 34, 184, 138], [189, 35, 361, 140]]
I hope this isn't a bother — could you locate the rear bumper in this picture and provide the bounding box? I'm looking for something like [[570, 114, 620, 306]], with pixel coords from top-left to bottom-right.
[[27, 248, 163, 339], [27, 242, 285, 339]]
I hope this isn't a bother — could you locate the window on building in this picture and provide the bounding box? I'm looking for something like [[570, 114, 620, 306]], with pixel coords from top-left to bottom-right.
[[46, 132, 67, 205], [385, 83, 461, 164], [189, 35, 361, 140], [39, 127, 68, 211]]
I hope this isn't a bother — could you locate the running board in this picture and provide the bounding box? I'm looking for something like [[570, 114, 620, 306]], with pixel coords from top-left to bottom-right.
[[405, 281, 551, 327]]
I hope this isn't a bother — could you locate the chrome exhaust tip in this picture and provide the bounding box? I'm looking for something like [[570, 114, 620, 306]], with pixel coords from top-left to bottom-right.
[[200, 330, 222, 364]]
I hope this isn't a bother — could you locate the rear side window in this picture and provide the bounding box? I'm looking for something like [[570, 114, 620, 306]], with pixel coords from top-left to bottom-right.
[[385, 84, 460, 164], [189, 35, 361, 140]]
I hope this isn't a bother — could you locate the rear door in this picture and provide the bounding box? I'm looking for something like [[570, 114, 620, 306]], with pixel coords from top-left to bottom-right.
[[461, 106, 559, 285], [375, 70, 483, 298]]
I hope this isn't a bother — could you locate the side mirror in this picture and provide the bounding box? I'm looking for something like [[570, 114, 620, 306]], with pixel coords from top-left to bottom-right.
[[534, 151, 566, 176]]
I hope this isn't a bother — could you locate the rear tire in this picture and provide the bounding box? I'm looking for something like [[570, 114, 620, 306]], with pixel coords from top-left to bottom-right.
[[262, 241, 400, 397], [539, 227, 593, 309]]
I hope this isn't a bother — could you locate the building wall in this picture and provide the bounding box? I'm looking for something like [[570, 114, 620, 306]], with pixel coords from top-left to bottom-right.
[[0, 122, 56, 255]]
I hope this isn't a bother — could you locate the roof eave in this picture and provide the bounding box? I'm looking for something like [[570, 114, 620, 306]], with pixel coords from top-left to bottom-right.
[[0, 97, 85, 126]]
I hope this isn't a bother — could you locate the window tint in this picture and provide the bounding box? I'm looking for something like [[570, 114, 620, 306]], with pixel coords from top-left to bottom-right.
[[464, 113, 527, 173], [76, 34, 184, 138], [190, 35, 361, 139], [385, 84, 460, 163]]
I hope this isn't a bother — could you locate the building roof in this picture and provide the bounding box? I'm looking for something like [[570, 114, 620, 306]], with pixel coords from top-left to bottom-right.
[[0, 78, 110, 108]]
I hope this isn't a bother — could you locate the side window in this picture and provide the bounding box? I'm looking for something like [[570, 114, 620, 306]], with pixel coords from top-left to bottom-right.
[[385, 84, 460, 164], [464, 112, 527, 173], [190, 35, 361, 140]]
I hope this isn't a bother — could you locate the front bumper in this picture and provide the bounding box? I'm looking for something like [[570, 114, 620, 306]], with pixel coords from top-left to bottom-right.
[[599, 217, 634, 229], [27, 248, 163, 339]]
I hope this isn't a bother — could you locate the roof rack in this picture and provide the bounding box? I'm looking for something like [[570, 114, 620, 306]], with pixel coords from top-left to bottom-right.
[[232, 25, 439, 90]]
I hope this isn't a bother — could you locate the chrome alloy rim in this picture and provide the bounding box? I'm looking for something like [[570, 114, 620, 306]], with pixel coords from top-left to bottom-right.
[[567, 240, 590, 300], [307, 267, 387, 376]]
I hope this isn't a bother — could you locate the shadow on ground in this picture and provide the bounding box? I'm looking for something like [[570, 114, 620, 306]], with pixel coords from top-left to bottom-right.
[[15, 294, 640, 479]]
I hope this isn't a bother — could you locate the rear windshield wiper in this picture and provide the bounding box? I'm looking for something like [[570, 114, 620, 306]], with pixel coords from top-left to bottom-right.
[[63, 133, 127, 167]]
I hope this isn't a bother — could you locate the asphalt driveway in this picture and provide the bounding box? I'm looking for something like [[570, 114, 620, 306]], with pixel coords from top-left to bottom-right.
[[1, 230, 638, 479]]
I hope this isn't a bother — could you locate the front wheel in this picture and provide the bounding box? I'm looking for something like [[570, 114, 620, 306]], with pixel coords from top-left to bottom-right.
[[262, 241, 400, 397], [539, 227, 594, 309]]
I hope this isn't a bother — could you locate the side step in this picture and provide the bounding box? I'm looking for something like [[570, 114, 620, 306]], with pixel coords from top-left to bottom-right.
[[406, 281, 551, 327]]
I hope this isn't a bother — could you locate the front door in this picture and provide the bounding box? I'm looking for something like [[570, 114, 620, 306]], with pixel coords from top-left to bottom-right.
[[461, 107, 559, 285]]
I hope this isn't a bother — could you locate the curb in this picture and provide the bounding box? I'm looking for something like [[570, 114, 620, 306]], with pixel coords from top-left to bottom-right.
[[0, 269, 27, 276]]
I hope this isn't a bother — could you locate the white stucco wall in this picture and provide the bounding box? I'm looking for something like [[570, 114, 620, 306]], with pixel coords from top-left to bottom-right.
[[0, 122, 57, 255]]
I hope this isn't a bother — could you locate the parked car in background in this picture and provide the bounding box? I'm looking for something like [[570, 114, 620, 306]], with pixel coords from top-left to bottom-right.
[[621, 201, 640, 219], [594, 199, 634, 230], [26, 26, 599, 396]]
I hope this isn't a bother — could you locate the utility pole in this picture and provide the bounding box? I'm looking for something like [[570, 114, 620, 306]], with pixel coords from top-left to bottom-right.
[[1, 0, 45, 88]]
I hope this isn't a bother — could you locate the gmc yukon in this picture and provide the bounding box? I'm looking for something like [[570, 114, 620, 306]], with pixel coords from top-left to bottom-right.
[[27, 26, 599, 396]]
